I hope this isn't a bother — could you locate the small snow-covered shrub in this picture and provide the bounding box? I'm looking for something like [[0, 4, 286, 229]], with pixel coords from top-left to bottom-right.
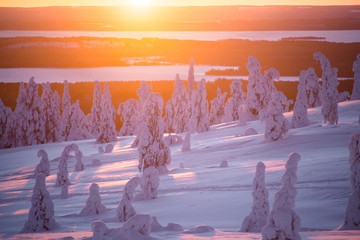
[[80, 183, 106, 216], [163, 133, 183, 146], [34, 149, 50, 177], [151, 216, 183, 232], [220, 160, 229, 168], [244, 128, 258, 136], [184, 225, 215, 234], [91, 220, 111, 240], [92, 159, 102, 167], [98, 146, 104, 153], [74, 150, 85, 172], [105, 144, 114, 153], [262, 152, 301, 240], [121, 214, 152, 236], [241, 162, 269, 232], [339, 132, 360, 230], [182, 132, 191, 152], [21, 173, 59, 233], [135, 167, 160, 200]]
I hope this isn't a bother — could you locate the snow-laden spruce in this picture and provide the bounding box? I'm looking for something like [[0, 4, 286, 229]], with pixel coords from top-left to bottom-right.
[[262, 152, 301, 240], [182, 132, 191, 152], [339, 132, 360, 230], [41, 82, 62, 143], [188, 79, 210, 133], [0, 98, 12, 148], [314, 52, 339, 125], [74, 149, 85, 172], [91, 81, 102, 138], [245, 57, 277, 121], [164, 74, 189, 133], [210, 87, 227, 125], [223, 79, 245, 122], [291, 70, 310, 128], [80, 183, 106, 216], [118, 99, 139, 136], [34, 149, 50, 177], [21, 173, 59, 233], [97, 84, 117, 143], [54, 144, 75, 187], [135, 166, 160, 200], [304, 67, 322, 108], [241, 161, 269, 233], [188, 57, 195, 94], [67, 100, 89, 141], [117, 177, 141, 222], [352, 53, 360, 100], [138, 93, 171, 173], [62, 80, 72, 141], [260, 91, 290, 141]]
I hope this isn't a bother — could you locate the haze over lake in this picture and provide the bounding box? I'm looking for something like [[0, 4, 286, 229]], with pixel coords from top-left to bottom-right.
[[1, 30, 360, 42]]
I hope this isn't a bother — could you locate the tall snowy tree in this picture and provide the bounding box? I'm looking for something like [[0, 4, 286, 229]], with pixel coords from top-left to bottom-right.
[[314, 52, 339, 125], [188, 57, 195, 94], [97, 84, 117, 143], [260, 91, 290, 141], [245, 57, 277, 121], [164, 74, 190, 133], [138, 93, 171, 173], [21, 173, 59, 232], [241, 162, 269, 233], [68, 100, 89, 141], [351, 53, 360, 100], [54, 144, 73, 187], [117, 177, 141, 222], [91, 81, 102, 138], [210, 87, 227, 125], [41, 82, 62, 143], [304, 67, 322, 108], [262, 152, 301, 240], [223, 79, 245, 122], [62, 80, 72, 141], [74, 149, 85, 172], [34, 149, 50, 177], [0, 98, 12, 148], [339, 132, 360, 230], [118, 99, 139, 136], [291, 70, 310, 128], [80, 183, 106, 216], [189, 79, 210, 133]]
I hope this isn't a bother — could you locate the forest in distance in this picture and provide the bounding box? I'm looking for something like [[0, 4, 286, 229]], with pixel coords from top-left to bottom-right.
[[0, 79, 354, 131], [1, 37, 359, 77]]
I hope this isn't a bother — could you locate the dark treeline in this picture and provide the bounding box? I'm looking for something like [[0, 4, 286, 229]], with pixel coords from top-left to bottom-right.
[[0, 37, 359, 77], [0, 79, 354, 130]]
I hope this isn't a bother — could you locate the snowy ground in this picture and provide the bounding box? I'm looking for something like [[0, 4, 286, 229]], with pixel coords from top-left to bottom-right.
[[0, 101, 360, 239]]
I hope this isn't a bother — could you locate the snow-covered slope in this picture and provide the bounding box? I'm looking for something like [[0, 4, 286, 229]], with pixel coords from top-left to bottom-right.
[[0, 101, 359, 239]]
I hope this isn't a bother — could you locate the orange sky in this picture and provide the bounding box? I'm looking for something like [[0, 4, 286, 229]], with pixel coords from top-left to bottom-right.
[[1, 0, 360, 7]]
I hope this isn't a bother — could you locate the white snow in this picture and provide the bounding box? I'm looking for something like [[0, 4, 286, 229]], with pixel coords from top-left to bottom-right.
[[0, 101, 360, 239]]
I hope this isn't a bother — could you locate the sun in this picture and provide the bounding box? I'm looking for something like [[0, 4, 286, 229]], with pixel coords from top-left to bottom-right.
[[131, 0, 151, 6]]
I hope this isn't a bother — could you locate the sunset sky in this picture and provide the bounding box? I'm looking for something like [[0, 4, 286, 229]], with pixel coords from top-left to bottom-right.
[[1, 0, 360, 7]]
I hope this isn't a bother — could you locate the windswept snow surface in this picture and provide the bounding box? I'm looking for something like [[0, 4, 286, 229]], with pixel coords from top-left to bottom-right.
[[0, 101, 360, 239]]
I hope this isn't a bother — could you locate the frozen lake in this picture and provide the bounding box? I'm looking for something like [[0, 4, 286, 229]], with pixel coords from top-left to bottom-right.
[[1, 30, 360, 43], [0, 66, 307, 83]]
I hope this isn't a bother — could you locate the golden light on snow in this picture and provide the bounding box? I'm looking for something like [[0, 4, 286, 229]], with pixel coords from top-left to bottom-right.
[[241, 160, 286, 173], [169, 171, 198, 185], [95, 159, 138, 174], [12, 209, 28, 216]]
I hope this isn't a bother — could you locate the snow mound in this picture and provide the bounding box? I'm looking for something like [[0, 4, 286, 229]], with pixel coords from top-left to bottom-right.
[[80, 183, 106, 216], [184, 225, 215, 234], [151, 216, 183, 232], [91, 159, 102, 167], [220, 160, 229, 168], [244, 128, 258, 136]]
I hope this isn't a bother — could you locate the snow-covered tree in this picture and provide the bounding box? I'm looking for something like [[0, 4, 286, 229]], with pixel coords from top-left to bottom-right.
[[165, 74, 190, 133], [291, 70, 310, 128], [138, 93, 171, 173], [54, 144, 73, 187], [339, 132, 360, 230], [117, 177, 141, 222], [188, 57, 195, 94], [34, 149, 50, 177], [62, 80, 72, 141], [0, 98, 12, 148], [182, 132, 191, 152], [67, 100, 89, 141], [97, 84, 117, 143], [80, 183, 106, 216], [189, 79, 210, 133], [241, 161, 269, 233], [91, 81, 102, 137], [314, 52, 339, 125], [231, 79, 246, 121], [304, 67, 322, 108], [60, 185, 68, 199], [74, 149, 85, 172], [135, 166, 160, 200], [245, 57, 277, 121], [210, 87, 227, 125], [21, 173, 59, 232], [262, 152, 301, 240], [260, 91, 290, 141], [118, 99, 139, 136], [352, 53, 360, 100], [120, 214, 153, 238], [41, 83, 62, 143]]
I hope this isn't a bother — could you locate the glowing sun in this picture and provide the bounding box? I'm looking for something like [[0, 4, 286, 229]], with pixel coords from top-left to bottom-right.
[[131, 0, 151, 6]]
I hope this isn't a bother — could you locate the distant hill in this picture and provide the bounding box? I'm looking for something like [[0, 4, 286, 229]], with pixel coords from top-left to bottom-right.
[[0, 5, 360, 31]]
